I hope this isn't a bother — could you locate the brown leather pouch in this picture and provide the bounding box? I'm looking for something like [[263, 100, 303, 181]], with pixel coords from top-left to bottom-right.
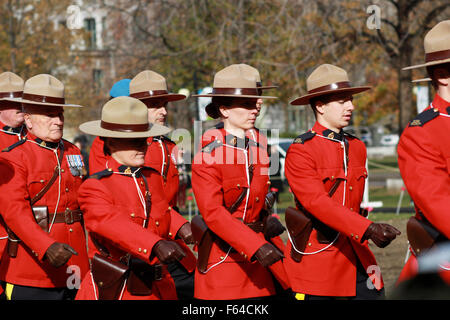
[[285, 207, 313, 263], [191, 215, 214, 273], [91, 253, 129, 300], [127, 257, 155, 296], [407, 216, 443, 256], [32, 206, 49, 232]]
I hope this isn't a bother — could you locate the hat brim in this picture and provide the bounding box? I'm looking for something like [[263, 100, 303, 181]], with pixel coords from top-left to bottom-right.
[[137, 93, 186, 102], [192, 94, 277, 99], [12, 97, 83, 108], [290, 86, 371, 106], [411, 78, 431, 83], [402, 58, 450, 70], [0, 97, 22, 104], [79, 120, 172, 138]]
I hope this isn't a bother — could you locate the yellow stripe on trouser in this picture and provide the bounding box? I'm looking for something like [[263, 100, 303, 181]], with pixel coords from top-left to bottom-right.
[[295, 293, 305, 300], [5, 283, 14, 300]]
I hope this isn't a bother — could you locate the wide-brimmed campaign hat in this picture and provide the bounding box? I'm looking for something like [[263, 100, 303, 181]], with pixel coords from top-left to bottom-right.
[[290, 64, 371, 106], [193, 64, 277, 118], [193, 64, 277, 99], [0, 72, 24, 102], [129, 70, 186, 102], [79, 96, 171, 138], [13, 74, 82, 108], [403, 20, 450, 70]]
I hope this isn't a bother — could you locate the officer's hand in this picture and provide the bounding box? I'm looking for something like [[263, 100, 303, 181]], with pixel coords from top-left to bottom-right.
[[45, 242, 78, 268], [152, 240, 186, 264], [253, 243, 284, 268], [263, 215, 286, 240], [177, 223, 195, 245], [362, 223, 401, 248]]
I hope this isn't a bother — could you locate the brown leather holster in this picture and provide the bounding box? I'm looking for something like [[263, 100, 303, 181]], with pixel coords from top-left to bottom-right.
[[91, 253, 129, 300], [285, 206, 313, 263], [407, 213, 447, 256]]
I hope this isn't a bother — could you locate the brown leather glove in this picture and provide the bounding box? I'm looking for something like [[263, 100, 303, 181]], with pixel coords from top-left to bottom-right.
[[263, 215, 286, 240], [176, 223, 195, 245], [253, 243, 284, 268], [44, 242, 78, 268], [152, 240, 186, 264], [362, 223, 401, 248]]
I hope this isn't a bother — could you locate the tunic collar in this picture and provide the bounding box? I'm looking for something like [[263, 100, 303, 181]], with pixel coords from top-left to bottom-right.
[[312, 122, 346, 141], [430, 93, 450, 115]]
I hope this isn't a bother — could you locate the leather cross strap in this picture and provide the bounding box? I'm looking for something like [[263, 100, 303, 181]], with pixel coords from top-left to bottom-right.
[[30, 142, 65, 206], [226, 164, 254, 214]]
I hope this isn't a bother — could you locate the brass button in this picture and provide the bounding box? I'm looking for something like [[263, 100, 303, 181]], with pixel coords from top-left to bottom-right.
[[331, 176, 334, 180], [65, 188, 69, 192], [98, 281, 104, 287], [69, 228, 73, 232], [168, 232, 172, 237], [349, 186, 353, 191], [155, 221, 160, 226], [143, 249, 148, 254], [237, 184, 240, 188], [355, 235, 359, 240], [350, 208, 354, 211], [138, 248, 142, 252], [255, 197, 259, 202], [220, 256, 225, 260], [308, 242, 312, 246], [61, 169, 65, 173], [168, 206, 172, 211], [267, 181, 271, 185], [351, 233, 354, 237], [130, 213, 135, 217], [40, 179, 44, 183]]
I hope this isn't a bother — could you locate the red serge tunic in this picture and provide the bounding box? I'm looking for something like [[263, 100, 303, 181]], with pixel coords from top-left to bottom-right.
[[75, 157, 181, 300], [284, 122, 381, 297], [191, 128, 277, 300], [397, 94, 450, 284], [0, 133, 89, 288], [0, 123, 26, 261], [88, 136, 196, 273]]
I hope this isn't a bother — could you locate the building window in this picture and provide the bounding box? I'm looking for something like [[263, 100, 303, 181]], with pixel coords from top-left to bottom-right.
[[84, 18, 96, 50]]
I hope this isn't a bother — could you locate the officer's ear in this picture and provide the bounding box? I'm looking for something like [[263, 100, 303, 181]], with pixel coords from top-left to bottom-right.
[[23, 113, 33, 130]]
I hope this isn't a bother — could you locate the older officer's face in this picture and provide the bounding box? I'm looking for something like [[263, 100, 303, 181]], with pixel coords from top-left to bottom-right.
[[23, 105, 64, 142], [106, 138, 148, 167], [0, 103, 24, 128], [220, 98, 260, 132], [316, 93, 355, 132], [143, 98, 168, 125]]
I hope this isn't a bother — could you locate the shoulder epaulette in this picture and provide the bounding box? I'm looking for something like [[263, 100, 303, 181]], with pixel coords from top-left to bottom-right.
[[409, 108, 439, 127], [2, 138, 26, 152], [293, 131, 316, 144], [201, 140, 222, 153], [88, 169, 114, 180]]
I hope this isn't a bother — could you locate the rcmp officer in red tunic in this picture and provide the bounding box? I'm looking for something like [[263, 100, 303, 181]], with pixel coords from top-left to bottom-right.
[[191, 64, 287, 300], [284, 64, 400, 300], [88, 72, 196, 299], [0, 74, 89, 300], [396, 20, 450, 285], [75, 96, 186, 300], [0, 72, 25, 271]]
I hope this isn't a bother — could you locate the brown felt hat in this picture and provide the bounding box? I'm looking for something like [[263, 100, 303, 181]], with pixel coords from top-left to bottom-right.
[[79, 96, 171, 138], [290, 64, 371, 106], [193, 64, 277, 118], [129, 70, 186, 102], [13, 74, 82, 108], [0, 72, 24, 102], [403, 20, 450, 70]]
